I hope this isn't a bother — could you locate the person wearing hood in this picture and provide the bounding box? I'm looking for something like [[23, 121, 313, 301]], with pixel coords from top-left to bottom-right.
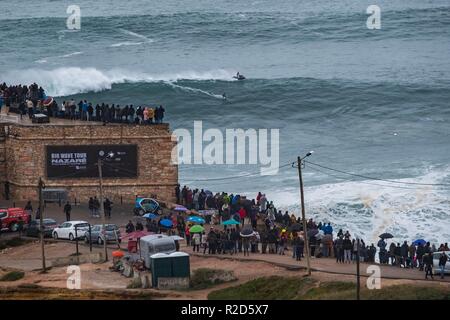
[[401, 241, 409, 267], [377, 238, 387, 263], [324, 223, 333, 235]]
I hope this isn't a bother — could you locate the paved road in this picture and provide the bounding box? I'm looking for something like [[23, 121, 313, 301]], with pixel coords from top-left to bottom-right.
[[0, 200, 137, 240]]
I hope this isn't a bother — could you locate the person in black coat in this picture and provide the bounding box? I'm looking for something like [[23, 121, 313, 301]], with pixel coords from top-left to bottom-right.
[[424, 253, 434, 279], [64, 201, 72, 221], [126, 220, 135, 233], [104, 198, 112, 218]]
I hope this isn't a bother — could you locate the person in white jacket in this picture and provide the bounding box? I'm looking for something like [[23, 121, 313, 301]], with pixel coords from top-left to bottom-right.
[[192, 232, 200, 252]]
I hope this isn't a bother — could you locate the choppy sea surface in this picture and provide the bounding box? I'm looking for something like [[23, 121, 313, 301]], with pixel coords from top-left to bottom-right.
[[1, 0, 449, 244]]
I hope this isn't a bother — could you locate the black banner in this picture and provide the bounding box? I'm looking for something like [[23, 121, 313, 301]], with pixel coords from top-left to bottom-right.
[[46, 145, 138, 179]]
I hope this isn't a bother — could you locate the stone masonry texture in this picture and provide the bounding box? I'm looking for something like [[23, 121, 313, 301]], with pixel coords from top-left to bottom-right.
[[0, 122, 178, 204]]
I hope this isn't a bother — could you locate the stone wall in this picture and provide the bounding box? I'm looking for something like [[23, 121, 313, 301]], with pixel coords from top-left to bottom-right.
[[0, 122, 178, 203]]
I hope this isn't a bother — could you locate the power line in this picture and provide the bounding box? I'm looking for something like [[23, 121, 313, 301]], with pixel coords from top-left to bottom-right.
[[307, 165, 421, 190], [181, 161, 295, 182], [305, 160, 450, 188]]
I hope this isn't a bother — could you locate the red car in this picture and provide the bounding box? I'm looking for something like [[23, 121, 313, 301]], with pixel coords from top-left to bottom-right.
[[0, 208, 31, 232]]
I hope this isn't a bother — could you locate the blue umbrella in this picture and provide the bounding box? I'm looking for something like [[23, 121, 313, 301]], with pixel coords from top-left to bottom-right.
[[143, 213, 158, 219], [160, 219, 173, 228], [222, 218, 240, 226], [412, 239, 426, 246], [174, 205, 187, 212], [187, 216, 205, 224]]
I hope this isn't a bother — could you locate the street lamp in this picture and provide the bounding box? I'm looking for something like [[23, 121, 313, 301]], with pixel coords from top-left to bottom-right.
[[97, 151, 115, 262], [294, 151, 314, 276]]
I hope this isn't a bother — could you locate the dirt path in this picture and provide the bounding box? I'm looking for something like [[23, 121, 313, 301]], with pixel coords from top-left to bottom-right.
[[1, 241, 449, 300]]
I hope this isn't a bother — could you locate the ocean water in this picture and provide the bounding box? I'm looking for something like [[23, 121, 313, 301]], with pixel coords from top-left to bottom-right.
[[1, 0, 450, 245]]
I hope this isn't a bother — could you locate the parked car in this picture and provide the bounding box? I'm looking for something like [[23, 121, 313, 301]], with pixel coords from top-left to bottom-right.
[[433, 251, 450, 275], [133, 197, 160, 216], [26, 219, 58, 238], [0, 207, 32, 232], [84, 224, 121, 244], [52, 221, 90, 240]]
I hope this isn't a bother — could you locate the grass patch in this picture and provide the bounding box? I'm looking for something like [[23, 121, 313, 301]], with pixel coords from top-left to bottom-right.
[[208, 276, 450, 300], [301, 281, 356, 300], [0, 287, 168, 300], [208, 276, 315, 300], [0, 237, 32, 250], [362, 285, 450, 300], [0, 271, 25, 282], [190, 268, 236, 290]]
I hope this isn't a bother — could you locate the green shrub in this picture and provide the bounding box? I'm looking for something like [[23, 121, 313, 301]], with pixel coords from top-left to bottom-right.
[[0, 271, 25, 282]]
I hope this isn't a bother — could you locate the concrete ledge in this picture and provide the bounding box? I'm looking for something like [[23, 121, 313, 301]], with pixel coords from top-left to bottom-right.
[[51, 252, 104, 267]]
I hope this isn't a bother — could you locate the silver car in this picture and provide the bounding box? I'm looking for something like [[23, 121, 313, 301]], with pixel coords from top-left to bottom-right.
[[84, 224, 121, 245]]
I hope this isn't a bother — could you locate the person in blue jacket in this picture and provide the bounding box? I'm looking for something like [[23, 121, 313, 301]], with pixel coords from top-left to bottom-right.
[[324, 223, 333, 235]]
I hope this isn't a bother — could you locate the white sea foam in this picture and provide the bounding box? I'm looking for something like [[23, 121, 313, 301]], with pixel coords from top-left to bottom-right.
[[110, 41, 145, 47], [269, 167, 450, 245], [119, 28, 154, 43], [34, 51, 83, 64], [2, 67, 236, 96], [58, 51, 83, 58], [167, 82, 224, 99]]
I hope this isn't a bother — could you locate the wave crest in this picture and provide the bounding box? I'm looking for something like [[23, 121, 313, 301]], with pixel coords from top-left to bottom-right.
[[2, 67, 237, 96]]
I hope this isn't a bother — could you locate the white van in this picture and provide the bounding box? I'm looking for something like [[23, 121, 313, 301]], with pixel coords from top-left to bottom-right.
[[140, 234, 176, 269]]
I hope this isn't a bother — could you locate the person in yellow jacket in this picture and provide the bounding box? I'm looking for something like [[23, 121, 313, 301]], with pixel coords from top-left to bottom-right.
[[147, 107, 155, 123]]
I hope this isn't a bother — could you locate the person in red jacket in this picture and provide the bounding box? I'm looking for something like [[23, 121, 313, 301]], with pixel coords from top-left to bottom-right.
[[185, 225, 191, 246], [238, 206, 247, 227]]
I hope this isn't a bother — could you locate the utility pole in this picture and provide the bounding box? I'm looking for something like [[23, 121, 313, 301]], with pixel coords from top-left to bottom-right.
[[297, 155, 311, 276], [356, 238, 361, 300], [97, 159, 108, 262], [38, 177, 46, 272]]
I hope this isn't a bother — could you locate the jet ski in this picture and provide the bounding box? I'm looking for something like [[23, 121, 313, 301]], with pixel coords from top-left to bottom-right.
[[233, 74, 246, 80]]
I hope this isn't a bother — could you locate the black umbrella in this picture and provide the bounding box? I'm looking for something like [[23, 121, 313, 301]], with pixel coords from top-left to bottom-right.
[[289, 223, 302, 232], [379, 232, 394, 239], [240, 226, 255, 237]]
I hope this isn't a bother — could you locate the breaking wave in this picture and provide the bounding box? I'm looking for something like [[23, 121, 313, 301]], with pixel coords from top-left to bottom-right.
[[2, 67, 237, 96], [272, 167, 450, 245]]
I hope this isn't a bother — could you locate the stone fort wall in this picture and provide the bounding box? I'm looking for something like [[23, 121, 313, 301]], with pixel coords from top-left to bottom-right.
[[0, 122, 178, 204]]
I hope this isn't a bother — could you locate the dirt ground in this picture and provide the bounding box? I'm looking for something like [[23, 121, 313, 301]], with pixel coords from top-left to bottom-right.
[[1, 241, 449, 300]]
